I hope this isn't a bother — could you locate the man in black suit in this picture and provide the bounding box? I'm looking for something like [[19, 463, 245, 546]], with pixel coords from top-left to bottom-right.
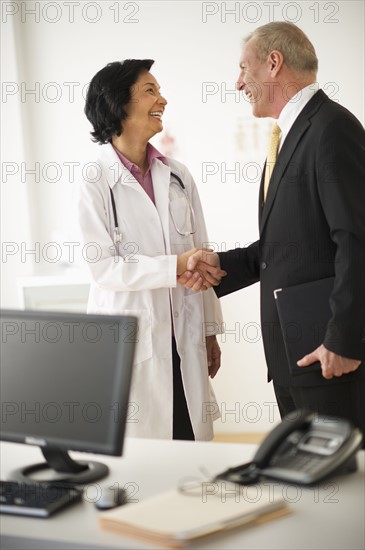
[[179, 22, 365, 442]]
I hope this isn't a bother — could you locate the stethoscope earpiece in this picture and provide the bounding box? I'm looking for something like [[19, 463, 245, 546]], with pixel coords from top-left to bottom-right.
[[113, 229, 122, 243]]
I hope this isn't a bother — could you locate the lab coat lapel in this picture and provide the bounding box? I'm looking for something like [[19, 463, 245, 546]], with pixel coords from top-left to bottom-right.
[[151, 160, 172, 253]]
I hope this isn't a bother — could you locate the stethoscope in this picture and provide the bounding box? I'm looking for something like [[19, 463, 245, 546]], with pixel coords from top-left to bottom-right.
[[109, 172, 197, 243]]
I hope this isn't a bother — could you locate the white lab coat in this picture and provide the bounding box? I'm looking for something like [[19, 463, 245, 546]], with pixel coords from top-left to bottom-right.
[[77, 143, 223, 440]]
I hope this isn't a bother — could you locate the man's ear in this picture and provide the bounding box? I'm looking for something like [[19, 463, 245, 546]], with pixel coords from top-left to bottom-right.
[[268, 50, 284, 76]]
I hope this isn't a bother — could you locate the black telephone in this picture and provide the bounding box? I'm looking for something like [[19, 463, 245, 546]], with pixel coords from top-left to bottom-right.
[[215, 410, 363, 486]]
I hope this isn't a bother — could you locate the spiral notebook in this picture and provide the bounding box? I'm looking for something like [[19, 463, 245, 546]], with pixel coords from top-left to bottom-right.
[[274, 277, 335, 376]]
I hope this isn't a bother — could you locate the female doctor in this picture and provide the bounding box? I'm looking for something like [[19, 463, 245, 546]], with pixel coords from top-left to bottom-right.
[[77, 59, 224, 441]]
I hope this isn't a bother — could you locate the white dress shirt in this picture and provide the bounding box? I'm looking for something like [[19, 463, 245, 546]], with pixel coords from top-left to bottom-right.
[[277, 84, 319, 151]]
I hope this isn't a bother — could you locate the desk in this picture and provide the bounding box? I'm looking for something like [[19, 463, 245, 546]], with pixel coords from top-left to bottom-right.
[[1, 439, 364, 549]]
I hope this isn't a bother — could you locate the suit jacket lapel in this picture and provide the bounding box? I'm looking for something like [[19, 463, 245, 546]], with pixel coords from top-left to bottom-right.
[[259, 90, 327, 234]]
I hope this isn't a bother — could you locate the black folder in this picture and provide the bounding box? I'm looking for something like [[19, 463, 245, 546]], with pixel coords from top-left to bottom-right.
[[274, 277, 335, 375]]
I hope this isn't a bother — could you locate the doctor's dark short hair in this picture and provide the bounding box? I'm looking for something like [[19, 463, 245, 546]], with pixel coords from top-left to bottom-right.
[[85, 59, 155, 144]]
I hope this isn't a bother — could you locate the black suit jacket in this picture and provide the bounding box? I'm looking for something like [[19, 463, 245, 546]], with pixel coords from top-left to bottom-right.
[[217, 90, 365, 386]]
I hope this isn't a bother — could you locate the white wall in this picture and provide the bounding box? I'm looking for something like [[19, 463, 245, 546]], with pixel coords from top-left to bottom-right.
[[1, 0, 364, 433]]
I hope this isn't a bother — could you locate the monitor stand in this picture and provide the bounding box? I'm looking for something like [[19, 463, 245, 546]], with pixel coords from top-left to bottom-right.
[[9, 447, 109, 485]]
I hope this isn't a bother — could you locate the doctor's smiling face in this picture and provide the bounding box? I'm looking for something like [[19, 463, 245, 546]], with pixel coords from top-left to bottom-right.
[[123, 71, 167, 142], [85, 59, 166, 146]]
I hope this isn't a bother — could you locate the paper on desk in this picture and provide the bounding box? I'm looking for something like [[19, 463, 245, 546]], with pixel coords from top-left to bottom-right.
[[99, 481, 290, 548]]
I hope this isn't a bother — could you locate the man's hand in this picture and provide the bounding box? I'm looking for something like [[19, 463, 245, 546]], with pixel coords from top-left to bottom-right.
[[206, 335, 221, 378], [177, 249, 226, 291], [297, 344, 361, 379]]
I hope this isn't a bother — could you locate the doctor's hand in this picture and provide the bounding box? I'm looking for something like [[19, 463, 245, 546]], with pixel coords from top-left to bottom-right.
[[206, 335, 221, 378], [297, 344, 361, 380], [177, 249, 199, 277], [177, 249, 226, 291]]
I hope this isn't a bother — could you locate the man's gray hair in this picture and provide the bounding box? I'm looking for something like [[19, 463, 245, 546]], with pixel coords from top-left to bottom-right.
[[245, 22, 318, 76]]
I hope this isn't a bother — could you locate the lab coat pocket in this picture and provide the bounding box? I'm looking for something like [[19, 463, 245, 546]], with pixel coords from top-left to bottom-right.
[[122, 308, 153, 365], [183, 293, 206, 346]]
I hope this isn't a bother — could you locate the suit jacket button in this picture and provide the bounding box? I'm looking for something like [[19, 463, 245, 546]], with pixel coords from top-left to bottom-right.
[[261, 261, 268, 270]]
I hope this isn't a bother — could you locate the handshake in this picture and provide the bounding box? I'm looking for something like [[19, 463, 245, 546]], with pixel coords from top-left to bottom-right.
[[176, 248, 227, 291]]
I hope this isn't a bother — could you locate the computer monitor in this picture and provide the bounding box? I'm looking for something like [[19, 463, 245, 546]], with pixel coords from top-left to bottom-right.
[[0, 309, 136, 485]]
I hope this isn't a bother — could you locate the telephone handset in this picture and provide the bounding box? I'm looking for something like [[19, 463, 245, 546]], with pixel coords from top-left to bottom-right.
[[215, 410, 363, 486]]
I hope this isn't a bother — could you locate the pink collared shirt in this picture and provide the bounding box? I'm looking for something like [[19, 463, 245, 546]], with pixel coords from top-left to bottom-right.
[[112, 143, 167, 204]]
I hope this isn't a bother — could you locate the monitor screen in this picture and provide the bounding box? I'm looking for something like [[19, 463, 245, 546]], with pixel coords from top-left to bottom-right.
[[0, 309, 136, 483]]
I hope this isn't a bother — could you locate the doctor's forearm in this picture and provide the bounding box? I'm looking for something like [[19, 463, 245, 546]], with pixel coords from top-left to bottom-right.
[[89, 254, 178, 292]]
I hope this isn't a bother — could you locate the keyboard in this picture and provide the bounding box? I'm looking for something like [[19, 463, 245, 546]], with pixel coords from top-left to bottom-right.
[[0, 480, 83, 517]]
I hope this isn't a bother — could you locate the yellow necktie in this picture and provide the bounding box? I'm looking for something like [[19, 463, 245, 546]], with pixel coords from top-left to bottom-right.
[[263, 123, 281, 201]]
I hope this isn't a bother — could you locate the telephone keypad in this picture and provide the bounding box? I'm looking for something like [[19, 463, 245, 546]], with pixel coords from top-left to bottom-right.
[[272, 452, 324, 473]]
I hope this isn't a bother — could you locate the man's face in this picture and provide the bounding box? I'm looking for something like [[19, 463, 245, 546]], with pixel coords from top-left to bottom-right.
[[236, 40, 275, 118]]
